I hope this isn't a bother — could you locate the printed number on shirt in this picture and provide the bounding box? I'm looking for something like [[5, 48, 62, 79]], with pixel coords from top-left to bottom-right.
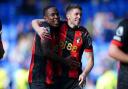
[[113, 26, 124, 41]]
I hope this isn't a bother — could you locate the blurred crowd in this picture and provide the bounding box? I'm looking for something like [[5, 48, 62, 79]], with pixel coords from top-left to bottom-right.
[[0, 0, 128, 89]]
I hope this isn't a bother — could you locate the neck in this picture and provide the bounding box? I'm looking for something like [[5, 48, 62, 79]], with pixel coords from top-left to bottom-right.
[[67, 21, 75, 28]]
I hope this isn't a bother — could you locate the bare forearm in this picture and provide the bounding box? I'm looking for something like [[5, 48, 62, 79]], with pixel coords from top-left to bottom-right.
[[109, 44, 128, 63], [32, 19, 41, 31], [82, 52, 94, 76], [32, 19, 45, 33]]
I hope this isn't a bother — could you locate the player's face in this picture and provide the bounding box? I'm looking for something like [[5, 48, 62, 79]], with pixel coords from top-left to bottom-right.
[[45, 7, 60, 27], [67, 8, 81, 27]]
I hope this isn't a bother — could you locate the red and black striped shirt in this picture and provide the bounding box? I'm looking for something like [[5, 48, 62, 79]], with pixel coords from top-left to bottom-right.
[[28, 22, 59, 84], [57, 21, 93, 78]]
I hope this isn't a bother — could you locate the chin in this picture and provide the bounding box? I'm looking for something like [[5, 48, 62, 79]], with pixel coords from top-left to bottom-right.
[[74, 22, 80, 25], [53, 24, 59, 27], [75, 23, 79, 26]]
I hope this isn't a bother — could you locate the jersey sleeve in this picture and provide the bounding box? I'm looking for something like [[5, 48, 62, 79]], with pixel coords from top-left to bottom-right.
[[83, 30, 93, 52], [111, 20, 128, 47]]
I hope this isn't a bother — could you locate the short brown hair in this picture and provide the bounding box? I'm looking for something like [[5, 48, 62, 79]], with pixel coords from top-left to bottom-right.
[[66, 4, 82, 14]]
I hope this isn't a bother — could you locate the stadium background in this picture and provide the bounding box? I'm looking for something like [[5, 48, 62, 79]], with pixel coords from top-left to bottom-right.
[[0, 0, 128, 89]]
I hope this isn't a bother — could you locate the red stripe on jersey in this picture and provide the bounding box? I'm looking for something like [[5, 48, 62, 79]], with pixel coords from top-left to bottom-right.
[[57, 23, 68, 76], [46, 60, 54, 84], [69, 31, 82, 78], [58, 23, 68, 56], [111, 40, 123, 47], [69, 71, 78, 78], [28, 37, 36, 83], [71, 31, 82, 59], [45, 34, 56, 84], [84, 49, 93, 52]]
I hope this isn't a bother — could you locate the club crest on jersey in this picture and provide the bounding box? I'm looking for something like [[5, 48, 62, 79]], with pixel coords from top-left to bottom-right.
[[76, 37, 81, 43]]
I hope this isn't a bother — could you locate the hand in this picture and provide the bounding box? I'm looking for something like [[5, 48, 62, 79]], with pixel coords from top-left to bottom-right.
[[65, 56, 80, 69], [38, 27, 51, 40], [78, 73, 86, 88]]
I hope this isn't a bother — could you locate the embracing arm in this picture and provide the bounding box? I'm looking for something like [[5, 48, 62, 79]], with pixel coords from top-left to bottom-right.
[[32, 19, 44, 30], [32, 19, 67, 63], [32, 19, 48, 38], [109, 43, 128, 63]]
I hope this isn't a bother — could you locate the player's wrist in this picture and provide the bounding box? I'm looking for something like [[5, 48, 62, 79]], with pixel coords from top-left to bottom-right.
[[81, 72, 87, 78]]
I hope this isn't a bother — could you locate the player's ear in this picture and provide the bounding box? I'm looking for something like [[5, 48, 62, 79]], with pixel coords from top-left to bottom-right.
[[66, 12, 70, 20]]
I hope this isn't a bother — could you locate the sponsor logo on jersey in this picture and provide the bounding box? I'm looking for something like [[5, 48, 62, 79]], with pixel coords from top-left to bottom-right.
[[76, 37, 81, 44], [59, 41, 77, 52]]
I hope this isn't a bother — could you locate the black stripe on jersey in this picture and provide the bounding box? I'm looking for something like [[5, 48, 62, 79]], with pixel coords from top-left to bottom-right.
[[61, 27, 75, 77], [32, 34, 47, 82], [62, 28, 75, 58]]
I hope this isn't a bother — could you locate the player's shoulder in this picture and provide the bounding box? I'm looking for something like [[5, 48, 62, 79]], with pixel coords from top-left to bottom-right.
[[40, 21, 50, 27], [59, 20, 68, 29], [79, 26, 88, 33], [60, 20, 66, 25], [117, 19, 128, 33], [118, 19, 128, 29], [119, 19, 128, 25]]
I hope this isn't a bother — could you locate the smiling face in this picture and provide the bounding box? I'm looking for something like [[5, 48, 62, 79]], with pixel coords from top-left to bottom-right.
[[66, 8, 82, 28], [44, 7, 60, 27]]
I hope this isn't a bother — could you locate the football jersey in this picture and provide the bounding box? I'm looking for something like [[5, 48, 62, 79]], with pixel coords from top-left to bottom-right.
[[111, 19, 128, 89], [58, 22, 93, 78], [28, 22, 59, 84]]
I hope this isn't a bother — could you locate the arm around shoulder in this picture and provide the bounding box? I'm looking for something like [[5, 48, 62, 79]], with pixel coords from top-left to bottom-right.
[[32, 19, 48, 38]]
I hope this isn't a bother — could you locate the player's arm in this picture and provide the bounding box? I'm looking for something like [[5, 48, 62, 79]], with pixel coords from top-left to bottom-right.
[[79, 29, 94, 86], [109, 43, 128, 63], [32, 19, 49, 39], [109, 19, 128, 63], [81, 52, 94, 76], [79, 52, 94, 86]]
